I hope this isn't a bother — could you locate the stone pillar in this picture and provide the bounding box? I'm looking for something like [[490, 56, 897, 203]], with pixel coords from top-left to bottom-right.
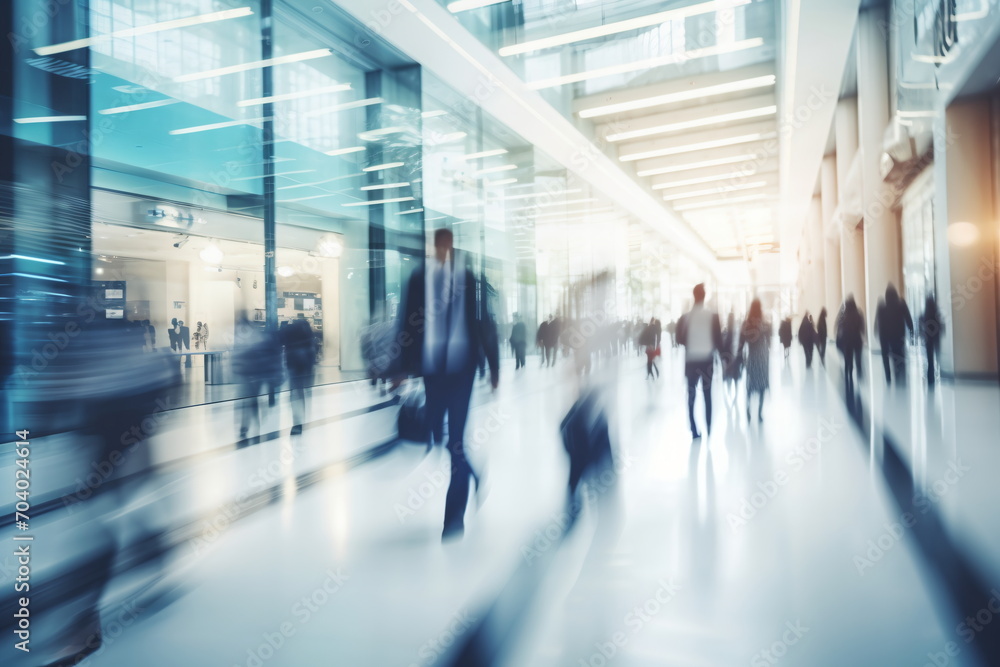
[[835, 97, 866, 313], [821, 155, 842, 314]]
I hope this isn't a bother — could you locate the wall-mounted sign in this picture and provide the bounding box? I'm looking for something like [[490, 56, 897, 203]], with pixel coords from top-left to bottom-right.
[[106, 309, 124, 319], [105, 288, 124, 299]]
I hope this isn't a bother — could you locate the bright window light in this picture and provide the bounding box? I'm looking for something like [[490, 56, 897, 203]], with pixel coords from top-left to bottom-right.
[[99, 99, 178, 115], [620, 132, 772, 162], [448, 0, 509, 12], [363, 162, 405, 172], [607, 106, 777, 142], [326, 146, 365, 156], [342, 196, 415, 207], [662, 180, 767, 202], [170, 117, 268, 135], [637, 154, 757, 177], [500, 0, 750, 56], [305, 98, 383, 117], [579, 75, 775, 118], [35, 7, 253, 56], [475, 164, 517, 176], [527, 39, 764, 89], [459, 149, 508, 161], [13, 115, 86, 123], [675, 193, 770, 211], [238, 84, 351, 107], [361, 182, 410, 191], [175, 49, 332, 83]]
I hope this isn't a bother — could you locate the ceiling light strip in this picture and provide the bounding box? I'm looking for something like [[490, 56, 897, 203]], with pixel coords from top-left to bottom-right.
[[579, 75, 775, 118], [607, 105, 777, 142], [621, 132, 774, 162], [175, 48, 332, 83], [238, 84, 351, 107]]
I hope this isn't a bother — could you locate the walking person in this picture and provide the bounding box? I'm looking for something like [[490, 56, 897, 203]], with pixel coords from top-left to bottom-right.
[[536, 318, 550, 367], [739, 299, 771, 422], [397, 228, 499, 540], [919, 294, 944, 386], [816, 308, 828, 365], [798, 312, 817, 369], [640, 317, 659, 379], [510, 313, 527, 370], [874, 284, 914, 385], [676, 284, 723, 439], [233, 317, 283, 443], [778, 317, 793, 363], [282, 314, 318, 435], [544, 314, 561, 367], [836, 295, 866, 391], [722, 312, 742, 405]]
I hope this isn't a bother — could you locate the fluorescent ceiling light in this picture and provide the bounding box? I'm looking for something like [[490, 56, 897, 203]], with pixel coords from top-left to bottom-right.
[[652, 170, 754, 190], [486, 178, 518, 186], [359, 126, 409, 141], [475, 164, 517, 176], [326, 146, 365, 156], [398, 208, 424, 215], [637, 153, 756, 177], [13, 115, 86, 123], [501, 0, 750, 56], [342, 196, 415, 207], [175, 48, 332, 83], [99, 99, 178, 115], [448, 0, 508, 12], [170, 117, 268, 135], [535, 197, 599, 208], [620, 132, 772, 162], [527, 39, 764, 89], [422, 110, 447, 118], [361, 182, 410, 191], [503, 188, 582, 201], [363, 162, 404, 172], [662, 180, 767, 202], [607, 105, 777, 142], [305, 97, 383, 117], [278, 173, 363, 190], [238, 84, 351, 107], [230, 169, 316, 182], [528, 206, 615, 219], [675, 193, 770, 211], [459, 148, 508, 161], [579, 75, 775, 118], [35, 7, 253, 56], [434, 131, 468, 143]]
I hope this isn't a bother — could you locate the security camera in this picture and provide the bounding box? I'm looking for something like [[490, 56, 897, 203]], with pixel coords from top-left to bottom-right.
[[173, 236, 189, 249]]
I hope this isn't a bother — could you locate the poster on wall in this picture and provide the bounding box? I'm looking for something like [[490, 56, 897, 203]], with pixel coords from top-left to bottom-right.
[[105, 288, 124, 299], [174, 301, 185, 309], [106, 309, 124, 319]]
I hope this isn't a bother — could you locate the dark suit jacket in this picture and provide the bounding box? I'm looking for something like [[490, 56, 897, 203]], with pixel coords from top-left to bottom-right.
[[398, 263, 499, 380]]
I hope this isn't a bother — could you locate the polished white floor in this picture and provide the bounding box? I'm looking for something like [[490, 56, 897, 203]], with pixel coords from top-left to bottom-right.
[[4, 346, 994, 667]]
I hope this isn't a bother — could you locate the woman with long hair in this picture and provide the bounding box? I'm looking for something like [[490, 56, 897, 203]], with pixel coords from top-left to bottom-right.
[[739, 299, 772, 422]]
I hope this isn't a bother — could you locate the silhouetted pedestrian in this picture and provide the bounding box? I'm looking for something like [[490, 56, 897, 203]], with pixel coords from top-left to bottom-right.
[[798, 312, 816, 368], [510, 314, 527, 370], [778, 317, 793, 362], [816, 308, 828, 365], [874, 284, 913, 385], [676, 283, 723, 439], [739, 299, 771, 422], [837, 295, 866, 390], [919, 294, 944, 386], [282, 314, 317, 435]]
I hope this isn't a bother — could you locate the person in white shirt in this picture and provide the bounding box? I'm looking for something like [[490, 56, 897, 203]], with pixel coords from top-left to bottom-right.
[[676, 283, 723, 439]]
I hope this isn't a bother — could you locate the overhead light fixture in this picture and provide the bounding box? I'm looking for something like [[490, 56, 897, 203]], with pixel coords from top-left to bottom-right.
[[358, 126, 408, 141], [434, 131, 468, 143], [175, 48, 332, 83], [458, 148, 508, 161], [230, 169, 316, 182], [502, 188, 583, 201], [326, 146, 365, 156], [363, 162, 404, 172], [422, 110, 447, 118], [535, 197, 600, 208], [398, 208, 424, 215], [342, 196, 415, 207], [637, 153, 757, 178], [238, 84, 351, 107], [475, 164, 517, 176], [652, 170, 755, 190], [620, 132, 772, 162], [277, 265, 295, 277], [662, 180, 767, 202], [34, 7, 253, 56], [361, 182, 410, 191], [448, 0, 508, 12], [607, 105, 777, 142], [99, 99, 179, 115], [578, 75, 776, 118], [169, 117, 268, 135], [501, 0, 751, 56], [13, 115, 86, 123], [486, 177, 518, 186], [304, 97, 383, 117], [316, 235, 343, 257], [527, 39, 764, 89], [675, 193, 770, 211], [199, 243, 224, 264]]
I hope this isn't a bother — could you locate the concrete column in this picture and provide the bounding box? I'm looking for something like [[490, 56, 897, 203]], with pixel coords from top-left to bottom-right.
[[857, 7, 902, 344], [821, 155, 842, 313], [835, 97, 866, 311], [940, 101, 999, 378], [804, 195, 826, 316]]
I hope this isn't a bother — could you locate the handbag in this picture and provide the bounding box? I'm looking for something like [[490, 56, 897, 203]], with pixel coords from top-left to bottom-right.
[[397, 382, 429, 443]]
